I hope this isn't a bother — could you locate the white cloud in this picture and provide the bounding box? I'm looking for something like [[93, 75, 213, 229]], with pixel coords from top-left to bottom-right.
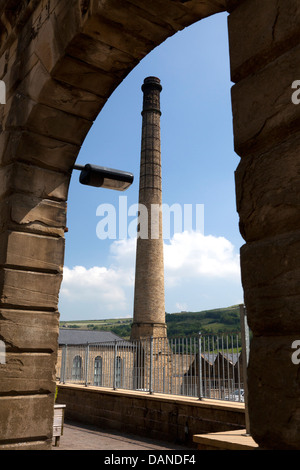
[[61, 266, 127, 300], [59, 231, 242, 320], [164, 231, 240, 286], [59, 241, 136, 319], [163, 231, 242, 312]]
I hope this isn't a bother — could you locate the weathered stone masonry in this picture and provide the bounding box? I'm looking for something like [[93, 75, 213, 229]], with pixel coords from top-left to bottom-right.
[[0, 0, 299, 450]]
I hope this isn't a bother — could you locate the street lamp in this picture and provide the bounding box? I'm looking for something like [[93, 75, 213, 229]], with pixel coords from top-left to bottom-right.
[[73, 164, 134, 191]]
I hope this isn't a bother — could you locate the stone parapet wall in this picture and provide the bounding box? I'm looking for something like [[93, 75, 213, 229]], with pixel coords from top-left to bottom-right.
[[0, 0, 230, 450], [56, 383, 245, 447], [0, 0, 299, 451]]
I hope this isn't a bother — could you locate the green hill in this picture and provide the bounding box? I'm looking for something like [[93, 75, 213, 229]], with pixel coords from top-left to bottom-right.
[[60, 305, 242, 340], [165, 305, 241, 337]]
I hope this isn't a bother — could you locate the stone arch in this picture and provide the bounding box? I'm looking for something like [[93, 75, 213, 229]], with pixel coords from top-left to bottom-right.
[[0, 0, 299, 450]]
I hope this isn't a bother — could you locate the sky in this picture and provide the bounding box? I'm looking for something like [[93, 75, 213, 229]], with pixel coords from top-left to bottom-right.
[[58, 11, 245, 322]]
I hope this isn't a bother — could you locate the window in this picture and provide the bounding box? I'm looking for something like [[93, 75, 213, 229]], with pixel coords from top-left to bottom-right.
[[94, 356, 103, 386], [115, 356, 122, 388], [72, 355, 82, 381]]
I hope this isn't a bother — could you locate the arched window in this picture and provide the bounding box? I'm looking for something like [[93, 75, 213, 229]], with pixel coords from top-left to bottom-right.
[[72, 355, 82, 381], [94, 356, 103, 386]]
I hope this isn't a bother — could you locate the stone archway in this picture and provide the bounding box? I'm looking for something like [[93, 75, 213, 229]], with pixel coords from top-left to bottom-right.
[[0, 0, 299, 450]]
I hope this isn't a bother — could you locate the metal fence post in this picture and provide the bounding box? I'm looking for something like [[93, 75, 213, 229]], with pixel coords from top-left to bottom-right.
[[240, 303, 251, 435], [60, 344, 67, 384], [198, 332, 203, 400], [149, 336, 153, 394], [85, 343, 90, 387], [113, 340, 118, 390]]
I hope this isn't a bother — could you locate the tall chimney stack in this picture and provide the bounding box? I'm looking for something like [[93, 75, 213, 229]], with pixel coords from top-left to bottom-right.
[[131, 77, 166, 340]]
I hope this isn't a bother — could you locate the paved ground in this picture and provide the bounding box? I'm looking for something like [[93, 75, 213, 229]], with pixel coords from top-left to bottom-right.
[[52, 421, 194, 451]]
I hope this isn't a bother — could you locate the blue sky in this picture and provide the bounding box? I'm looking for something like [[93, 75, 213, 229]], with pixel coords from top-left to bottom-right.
[[59, 12, 245, 321]]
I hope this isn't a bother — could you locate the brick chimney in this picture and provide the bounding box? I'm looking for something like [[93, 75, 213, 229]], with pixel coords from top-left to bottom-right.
[[131, 77, 167, 340]]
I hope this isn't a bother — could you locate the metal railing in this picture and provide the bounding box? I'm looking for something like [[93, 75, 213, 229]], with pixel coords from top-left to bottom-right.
[[58, 307, 250, 404]]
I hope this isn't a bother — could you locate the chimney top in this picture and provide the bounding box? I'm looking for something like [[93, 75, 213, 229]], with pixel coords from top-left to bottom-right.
[[142, 76, 162, 92]]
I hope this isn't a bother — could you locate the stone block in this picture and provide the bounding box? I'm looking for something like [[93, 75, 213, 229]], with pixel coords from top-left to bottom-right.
[[2, 94, 35, 133], [26, 102, 92, 146], [125, 0, 201, 30], [89, 0, 173, 44], [52, 56, 118, 98], [0, 195, 67, 236], [231, 44, 300, 157], [1, 46, 39, 101], [29, 0, 85, 74], [241, 231, 300, 335], [11, 162, 70, 201], [0, 352, 57, 394], [0, 131, 10, 166], [40, 78, 105, 121], [228, 0, 300, 82], [0, 161, 68, 205], [0, 198, 10, 233], [0, 231, 65, 272], [0, 395, 54, 442], [9, 193, 67, 236], [0, 309, 59, 350], [1, 130, 79, 172], [235, 132, 300, 242], [30, 0, 60, 27], [81, 14, 152, 59], [4, 94, 92, 146], [66, 32, 137, 75], [0, 268, 62, 309], [0, 164, 12, 199], [248, 335, 300, 450], [18, 59, 105, 120]]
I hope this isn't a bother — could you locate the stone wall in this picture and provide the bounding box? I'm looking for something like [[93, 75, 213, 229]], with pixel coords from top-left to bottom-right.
[[229, 0, 300, 449], [0, 0, 230, 450], [56, 384, 245, 447], [0, 0, 299, 450]]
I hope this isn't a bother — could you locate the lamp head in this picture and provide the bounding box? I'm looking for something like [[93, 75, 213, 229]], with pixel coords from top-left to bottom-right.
[[74, 164, 134, 191]]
